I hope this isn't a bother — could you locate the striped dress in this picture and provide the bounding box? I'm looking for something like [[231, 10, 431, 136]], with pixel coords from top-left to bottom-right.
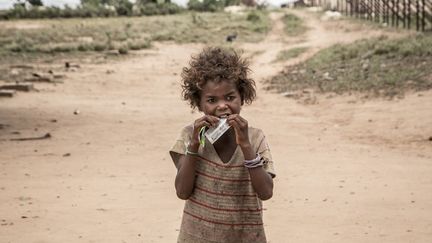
[[170, 125, 276, 243]]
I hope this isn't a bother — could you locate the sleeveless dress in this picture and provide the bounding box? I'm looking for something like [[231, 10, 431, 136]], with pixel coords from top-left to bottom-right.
[[170, 125, 276, 243]]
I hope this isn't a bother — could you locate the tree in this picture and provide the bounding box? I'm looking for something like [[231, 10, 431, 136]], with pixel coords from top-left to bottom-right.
[[27, 0, 43, 6], [113, 0, 133, 15], [80, 0, 101, 6]]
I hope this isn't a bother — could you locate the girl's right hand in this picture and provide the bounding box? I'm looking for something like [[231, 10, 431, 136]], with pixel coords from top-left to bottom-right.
[[190, 115, 219, 147]]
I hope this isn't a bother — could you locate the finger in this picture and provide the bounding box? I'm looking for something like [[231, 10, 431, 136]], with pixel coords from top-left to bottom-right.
[[236, 115, 248, 124], [200, 120, 211, 128], [194, 119, 209, 132], [228, 119, 240, 130], [232, 116, 247, 128], [206, 116, 220, 127]]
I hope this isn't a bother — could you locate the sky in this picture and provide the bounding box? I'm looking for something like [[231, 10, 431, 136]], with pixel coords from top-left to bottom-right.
[[0, 0, 295, 9]]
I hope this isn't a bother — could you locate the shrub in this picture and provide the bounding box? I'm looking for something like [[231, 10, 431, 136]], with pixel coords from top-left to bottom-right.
[[247, 11, 261, 22], [128, 39, 151, 50], [118, 46, 129, 54], [188, 0, 224, 12]]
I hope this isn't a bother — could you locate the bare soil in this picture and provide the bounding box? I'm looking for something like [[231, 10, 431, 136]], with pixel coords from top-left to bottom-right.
[[1, 9, 431, 243]]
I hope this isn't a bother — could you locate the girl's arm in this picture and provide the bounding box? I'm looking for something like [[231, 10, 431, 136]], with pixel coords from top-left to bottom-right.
[[241, 144, 274, 200], [174, 141, 200, 200], [228, 114, 273, 200], [175, 115, 219, 200]]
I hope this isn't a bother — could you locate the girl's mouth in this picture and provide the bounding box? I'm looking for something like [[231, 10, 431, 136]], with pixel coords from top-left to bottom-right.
[[219, 114, 230, 119]]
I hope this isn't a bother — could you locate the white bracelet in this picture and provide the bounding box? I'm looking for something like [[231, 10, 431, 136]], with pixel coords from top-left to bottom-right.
[[244, 154, 263, 168], [185, 148, 199, 157]]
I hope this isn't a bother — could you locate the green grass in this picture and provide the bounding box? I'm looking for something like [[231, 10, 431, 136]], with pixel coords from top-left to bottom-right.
[[0, 11, 271, 81], [274, 47, 309, 62], [0, 11, 270, 59], [265, 34, 432, 97], [282, 13, 307, 36]]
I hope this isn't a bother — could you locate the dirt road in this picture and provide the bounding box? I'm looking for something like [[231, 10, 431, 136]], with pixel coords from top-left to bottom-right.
[[1, 9, 431, 243]]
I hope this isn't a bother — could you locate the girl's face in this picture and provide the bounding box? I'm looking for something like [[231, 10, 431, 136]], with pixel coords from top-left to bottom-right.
[[198, 80, 242, 118]]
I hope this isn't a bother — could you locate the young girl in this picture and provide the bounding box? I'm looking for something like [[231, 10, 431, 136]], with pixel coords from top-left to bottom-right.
[[169, 47, 276, 243]]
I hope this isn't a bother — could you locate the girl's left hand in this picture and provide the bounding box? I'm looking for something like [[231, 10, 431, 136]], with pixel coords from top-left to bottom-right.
[[227, 114, 250, 147]]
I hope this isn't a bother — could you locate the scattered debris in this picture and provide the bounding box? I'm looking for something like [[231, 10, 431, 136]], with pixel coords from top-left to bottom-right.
[[63, 153, 71, 157], [105, 50, 120, 56], [323, 72, 334, 81], [65, 62, 80, 69], [321, 10, 342, 21], [10, 69, 21, 75], [24, 76, 52, 83], [73, 109, 80, 115], [10, 65, 34, 69], [0, 90, 16, 97], [0, 82, 34, 92], [281, 91, 299, 98], [10, 133, 51, 141], [226, 33, 237, 42], [280, 89, 317, 104], [53, 73, 66, 79]]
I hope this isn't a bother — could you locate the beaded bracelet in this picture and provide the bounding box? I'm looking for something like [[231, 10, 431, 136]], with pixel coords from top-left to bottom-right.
[[244, 154, 263, 168]]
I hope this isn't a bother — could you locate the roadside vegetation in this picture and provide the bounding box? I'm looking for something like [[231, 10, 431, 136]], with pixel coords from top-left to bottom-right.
[[266, 34, 432, 98], [282, 13, 307, 36], [274, 47, 309, 62], [0, 10, 269, 63], [0, 0, 254, 19]]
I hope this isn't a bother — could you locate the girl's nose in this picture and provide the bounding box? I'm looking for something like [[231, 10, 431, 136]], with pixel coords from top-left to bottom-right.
[[216, 101, 228, 110]]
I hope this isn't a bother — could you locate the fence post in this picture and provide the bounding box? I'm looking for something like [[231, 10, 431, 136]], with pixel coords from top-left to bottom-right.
[[377, 0, 380, 23], [396, 0, 399, 27], [422, 0, 426, 31], [416, 0, 420, 31], [408, 0, 411, 29]]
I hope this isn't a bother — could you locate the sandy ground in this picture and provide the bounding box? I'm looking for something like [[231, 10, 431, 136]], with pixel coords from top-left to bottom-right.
[[1, 9, 432, 243]]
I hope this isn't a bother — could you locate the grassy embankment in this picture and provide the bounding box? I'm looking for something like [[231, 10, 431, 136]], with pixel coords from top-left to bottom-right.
[[0, 10, 269, 82], [269, 13, 432, 97], [0, 10, 269, 63], [274, 13, 309, 63]]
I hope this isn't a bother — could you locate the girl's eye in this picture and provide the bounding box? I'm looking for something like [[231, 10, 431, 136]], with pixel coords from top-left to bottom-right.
[[207, 98, 215, 103], [226, 96, 235, 101]]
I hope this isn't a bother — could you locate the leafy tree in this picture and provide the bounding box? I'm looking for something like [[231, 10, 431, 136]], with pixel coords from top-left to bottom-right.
[[81, 0, 101, 6], [27, 0, 43, 6], [188, 0, 224, 12], [114, 0, 133, 15]]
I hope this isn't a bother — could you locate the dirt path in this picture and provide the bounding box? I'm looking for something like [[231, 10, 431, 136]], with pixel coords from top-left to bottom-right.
[[1, 9, 431, 243]]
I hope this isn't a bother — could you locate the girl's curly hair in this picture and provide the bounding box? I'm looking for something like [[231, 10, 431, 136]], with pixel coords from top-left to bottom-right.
[[181, 47, 256, 110]]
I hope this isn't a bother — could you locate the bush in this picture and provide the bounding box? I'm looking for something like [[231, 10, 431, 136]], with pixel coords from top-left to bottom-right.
[[128, 39, 151, 50], [1, 1, 183, 19], [118, 46, 129, 54], [247, 11, 261, 22], [188, 0, 224, 12], [115, 0, 133, 16]]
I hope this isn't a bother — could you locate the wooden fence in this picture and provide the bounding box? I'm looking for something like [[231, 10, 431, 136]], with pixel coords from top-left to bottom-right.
[[309, 0, 432, 32]]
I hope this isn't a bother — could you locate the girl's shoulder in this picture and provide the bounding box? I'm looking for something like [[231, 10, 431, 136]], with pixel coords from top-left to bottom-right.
[[248, 126, 265, 136], [248, 126, 266, 144], [181, 124, 194, 133]]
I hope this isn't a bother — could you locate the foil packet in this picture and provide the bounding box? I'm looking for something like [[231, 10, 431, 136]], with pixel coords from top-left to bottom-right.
[[205, 118, 230, 144]]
